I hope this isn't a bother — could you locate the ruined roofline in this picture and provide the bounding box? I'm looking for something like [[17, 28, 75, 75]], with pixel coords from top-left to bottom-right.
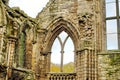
[[36, 0, 56, 18], [7, 7, 28, 18], [6, 5, 37, 24], [0, 0, 37, 24]]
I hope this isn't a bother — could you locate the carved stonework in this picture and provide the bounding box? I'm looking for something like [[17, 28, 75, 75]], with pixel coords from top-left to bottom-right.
[[0, 0, 106, 80], [12, 21, 19, 37], [0, 26, 6, 65], [78, 13, 94, 49]]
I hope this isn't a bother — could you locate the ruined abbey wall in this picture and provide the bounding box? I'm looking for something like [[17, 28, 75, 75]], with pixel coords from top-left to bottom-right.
[[0, 0, 106, 80], [36, 0, 106, 79]]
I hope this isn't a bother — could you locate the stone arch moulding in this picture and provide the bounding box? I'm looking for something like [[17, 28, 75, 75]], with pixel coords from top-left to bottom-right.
[[0, 0, 6, 26], [43, 17, 80, 53]]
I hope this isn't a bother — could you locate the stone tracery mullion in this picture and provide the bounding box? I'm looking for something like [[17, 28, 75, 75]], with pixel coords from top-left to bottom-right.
[[57, 36, 62, 49], [62, 35, 69, 50], [57, 32, 69, 72]]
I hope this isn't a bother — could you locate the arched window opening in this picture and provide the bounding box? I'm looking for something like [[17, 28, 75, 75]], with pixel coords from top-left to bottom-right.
[[18, 32, 26, 67], [105, 0, 120, 50], [51, 31, 74, 73]]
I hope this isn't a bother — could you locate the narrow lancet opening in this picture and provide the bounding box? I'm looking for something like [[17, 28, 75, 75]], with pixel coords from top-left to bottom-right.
[[51, 31, 74, 73]]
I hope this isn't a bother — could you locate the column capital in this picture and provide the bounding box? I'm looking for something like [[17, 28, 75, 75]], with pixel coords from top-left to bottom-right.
[[75, 48, 88, 54], [60, 51, 64, 53], [75, 48, 95, 54], [7, 36, 18, 42]]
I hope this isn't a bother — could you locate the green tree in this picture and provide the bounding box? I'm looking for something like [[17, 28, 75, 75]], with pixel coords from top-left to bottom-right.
[[50, 62, 74, 73]]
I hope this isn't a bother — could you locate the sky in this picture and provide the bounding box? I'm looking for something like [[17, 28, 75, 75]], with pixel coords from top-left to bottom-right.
[[9, 0, 49, 18], [9, 0, 74, 64]]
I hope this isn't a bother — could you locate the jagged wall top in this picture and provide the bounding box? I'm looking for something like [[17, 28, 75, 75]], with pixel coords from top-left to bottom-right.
[[36, 0, 96, 29]]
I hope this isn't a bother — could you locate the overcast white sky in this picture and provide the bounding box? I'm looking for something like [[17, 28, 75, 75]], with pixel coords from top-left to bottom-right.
[[9, 0, 49, 18]]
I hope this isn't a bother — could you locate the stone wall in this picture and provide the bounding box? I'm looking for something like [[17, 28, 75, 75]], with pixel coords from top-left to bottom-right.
[[0, 0, 106, 80], [0, 0, 7, 65], [0, 0, 37, 79], [36, 0, 105, 80], [98, 51, 120, 80]]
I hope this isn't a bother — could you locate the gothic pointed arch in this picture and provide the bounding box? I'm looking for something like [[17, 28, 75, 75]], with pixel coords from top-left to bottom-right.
[[51, 31, 75, 72], [43, 17, 80, 52]]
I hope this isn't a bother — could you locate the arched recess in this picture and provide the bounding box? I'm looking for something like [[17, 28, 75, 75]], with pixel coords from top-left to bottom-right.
[[17, 21, 33, 69], [44, 17, 80, 52], [42, 17, 80, 72]]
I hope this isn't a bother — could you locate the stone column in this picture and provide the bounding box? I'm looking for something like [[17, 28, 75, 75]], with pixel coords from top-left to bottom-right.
[[60, 51, 64, 72], [76, 48, 98, 80], [35, 29, 47, 80], [38, 51, 48, 80], [5, 36, 17, 80], [76, 49, 86, 80], [0, 26, 6, 80], [46, 52, 51, 72], [32, 42, 37, 71], [0, 26, 6, 64]]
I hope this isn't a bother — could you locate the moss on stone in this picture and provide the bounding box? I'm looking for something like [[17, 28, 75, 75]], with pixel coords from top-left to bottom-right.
[[19, 32, 26, 67]]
